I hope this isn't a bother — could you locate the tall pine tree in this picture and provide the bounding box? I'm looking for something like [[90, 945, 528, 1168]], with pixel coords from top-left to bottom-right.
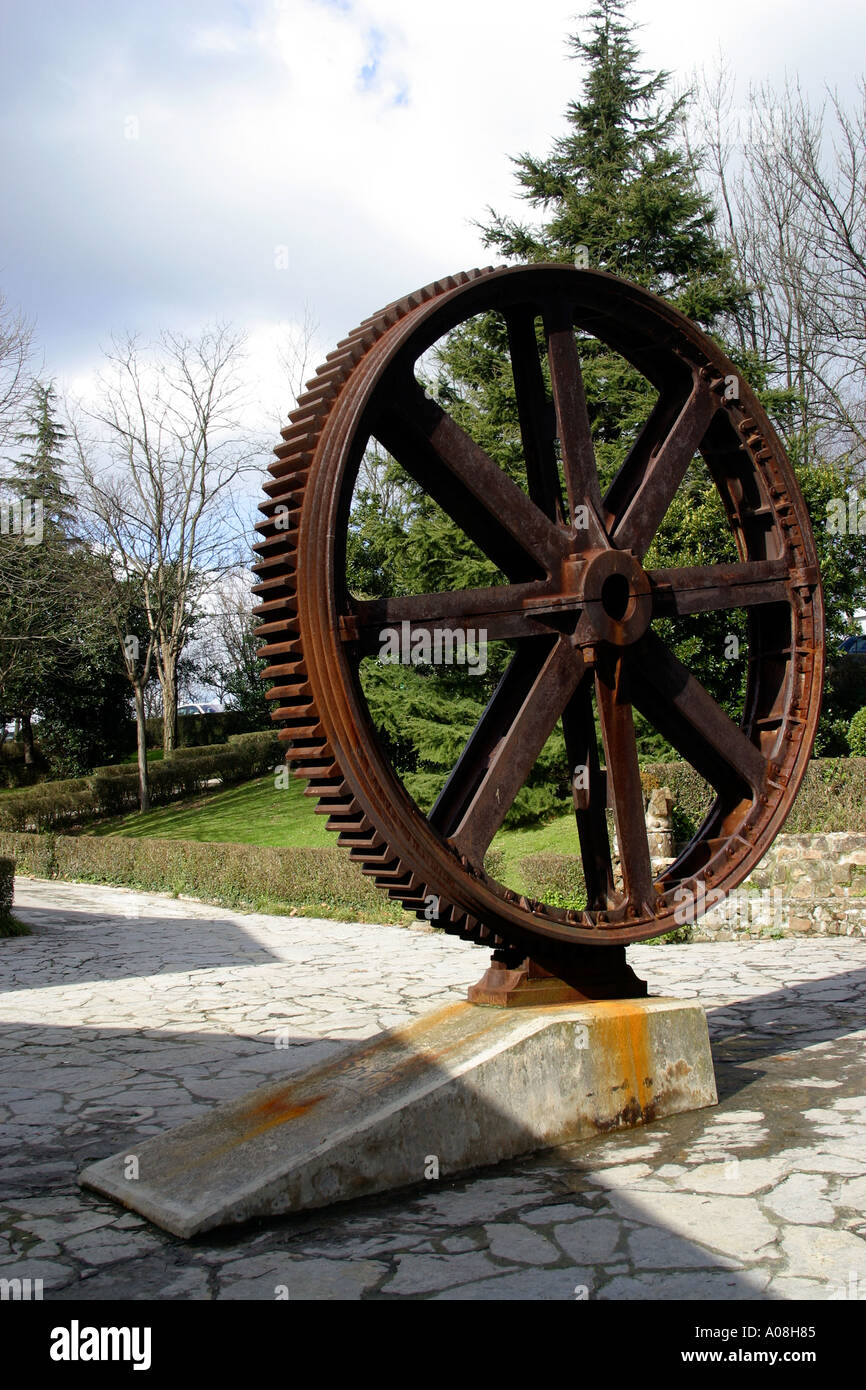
[[7, 381, 76, 536], [0, 380, 131, 772], [351, 0, 857, 819]]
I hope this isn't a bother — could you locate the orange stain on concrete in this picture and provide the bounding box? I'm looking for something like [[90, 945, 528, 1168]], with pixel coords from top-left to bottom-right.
[[239, 1094, 326, 1141], [586, 1000, 656, 1118]]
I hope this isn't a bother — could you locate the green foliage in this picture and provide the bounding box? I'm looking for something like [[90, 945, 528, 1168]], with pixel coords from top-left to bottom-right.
[[819, 655, 866, 756], [358, 659, 569, 827], [5, 381, 76, 531], [847, 709, 866, 757], [35, 606, 134, 776], [519, 852, 587, 909], [145, 709, 253, 749], [0, 831, 404, 924], [0, 855, 13, 919], [643, 756, 866, 835], [480, 0, 747, 321], [216, 618, 273, 731], [1, 383, 139, 775], [0, 734, 281, 833], [0, 738, 49, 788], [0, 854, 26, 937]]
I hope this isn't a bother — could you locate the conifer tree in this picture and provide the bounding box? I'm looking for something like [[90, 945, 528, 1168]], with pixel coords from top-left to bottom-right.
[[7, 381, 76, 536]]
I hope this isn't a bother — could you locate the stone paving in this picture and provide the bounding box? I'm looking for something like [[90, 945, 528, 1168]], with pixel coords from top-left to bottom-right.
[[1, 877, 865, 1301]]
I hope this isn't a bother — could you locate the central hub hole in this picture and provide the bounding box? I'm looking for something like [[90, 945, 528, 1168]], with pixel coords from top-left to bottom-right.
[[601, 572, 631, 621]]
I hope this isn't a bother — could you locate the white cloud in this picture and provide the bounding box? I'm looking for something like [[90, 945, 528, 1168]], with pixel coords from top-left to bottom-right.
[[2, 0, 863, 405]]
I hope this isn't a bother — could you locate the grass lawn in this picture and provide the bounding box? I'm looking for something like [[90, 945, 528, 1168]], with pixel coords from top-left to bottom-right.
[[489, 811, 582, 885], [87, 771, 582, 891], [88, 774, 333, 848]]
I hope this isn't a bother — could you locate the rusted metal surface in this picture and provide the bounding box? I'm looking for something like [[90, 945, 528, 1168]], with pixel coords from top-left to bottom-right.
[[467, 953, 646, 1007], [253, 265, 824, 982]]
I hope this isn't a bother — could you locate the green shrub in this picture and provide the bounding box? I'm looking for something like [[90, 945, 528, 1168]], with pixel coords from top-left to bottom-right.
[[785, 758, 866, 832], [144, 710, 264, 749], [0, 856, 13, 919], [847, 708, 866, 757], [642, 757, 866, 836], [0, 833, 56, 878], [519, 852, 587, 909], [0, 736, 283, 833], [0, 738, 50, 788], [483, 848, 506, 880], [642, 762, 712, 828]]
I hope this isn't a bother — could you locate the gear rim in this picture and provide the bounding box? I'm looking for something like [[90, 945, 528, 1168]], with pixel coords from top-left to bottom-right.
[[253, 265, 824, 959]]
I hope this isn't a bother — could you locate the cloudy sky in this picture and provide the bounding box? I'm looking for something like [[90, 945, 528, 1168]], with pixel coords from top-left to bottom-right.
[[1, 0, 863, 426]]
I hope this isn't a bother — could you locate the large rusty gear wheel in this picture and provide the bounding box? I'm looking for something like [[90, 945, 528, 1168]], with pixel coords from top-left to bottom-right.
[[253, 265, 823, 977]]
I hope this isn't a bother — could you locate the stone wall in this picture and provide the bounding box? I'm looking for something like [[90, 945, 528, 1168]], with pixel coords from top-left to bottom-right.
[[684, 833, 866, 942]]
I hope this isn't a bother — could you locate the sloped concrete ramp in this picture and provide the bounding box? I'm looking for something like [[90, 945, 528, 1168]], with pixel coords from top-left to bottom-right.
[[80, 996, 716, 1238]]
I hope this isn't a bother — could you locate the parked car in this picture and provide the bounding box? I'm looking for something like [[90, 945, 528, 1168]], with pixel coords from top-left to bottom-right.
[[177, 703, 222, 716], [840, 636, 866, 657]]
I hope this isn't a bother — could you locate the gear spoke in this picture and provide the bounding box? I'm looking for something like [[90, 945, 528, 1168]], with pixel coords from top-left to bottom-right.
[[430, 638, 585, 864], [650, 558, 795, 617], [374, 384, 571, 582], [543, 305, 607, 549], [504, 307, 565, 524], [630, 632, 768, 795], [607, 380, 720, 558], [347, 580, 558, 651], [562, 676, 615, 911], [595, 653, 655, 916]]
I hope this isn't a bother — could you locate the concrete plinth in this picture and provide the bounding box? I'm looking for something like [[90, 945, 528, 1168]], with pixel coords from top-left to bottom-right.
[[79, 997, 717, 1239]]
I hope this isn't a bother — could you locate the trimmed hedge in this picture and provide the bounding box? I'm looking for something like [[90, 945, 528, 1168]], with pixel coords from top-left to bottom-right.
[[641, 757, 866, 836], [520, 852, 586, 909], [145, 710, 264, 749], [0, 732, 282, 833], [0, 831, 405, 923], [0, 856, 13, 920], [0, 739, 49, 789], [848, 709, 866, 757]]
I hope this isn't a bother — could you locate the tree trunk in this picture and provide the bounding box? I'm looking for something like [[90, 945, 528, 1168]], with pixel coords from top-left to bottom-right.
[[21, 712, 35, 766], [158, 657, 178, 755], [133, 685, 151, 813]]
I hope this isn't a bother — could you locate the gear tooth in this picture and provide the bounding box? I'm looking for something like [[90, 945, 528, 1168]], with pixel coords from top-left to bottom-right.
[[258, 490, 304, 518], [291, 759, 339, 780], [254, 596, 299, 620], [251, 576, 296, 601], [347, 837, 389, 863], [326, 809, 374, 835], [257, 266, 513, 946], [267, 680, 313, 702], [306, 776, 351, 799], [257, 633, 299, 652], [251, 541, 295, 564], [314, 795, 356, 816], [359, 855, 400, 877], [270, 441, 314, 468], [259, 659, 305, 680], [282, 735, 333, 759], [387, 873, 428, 904], [335, 826, 382, 850], [274, 715, 323, 739], [252, 537, 299, 565]]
